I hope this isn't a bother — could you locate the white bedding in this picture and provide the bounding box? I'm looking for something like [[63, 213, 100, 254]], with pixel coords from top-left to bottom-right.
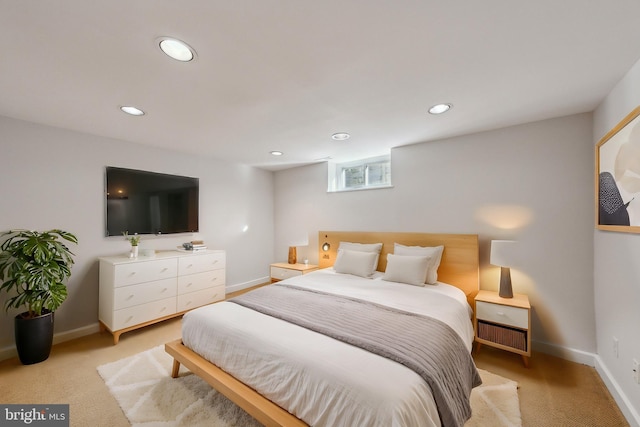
[[182, 268, 475, 427]]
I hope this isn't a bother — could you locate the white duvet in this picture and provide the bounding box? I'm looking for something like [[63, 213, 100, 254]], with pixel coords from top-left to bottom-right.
[[182, 268, 475, 427]]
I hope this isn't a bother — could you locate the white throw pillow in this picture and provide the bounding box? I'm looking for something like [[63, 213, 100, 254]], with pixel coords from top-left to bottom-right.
[[338, 241, 383, 272], [394, 243, 444, 284], [333, 249, 379, 278], [382, 253, 431, 286], [338, 241, 383, 253]]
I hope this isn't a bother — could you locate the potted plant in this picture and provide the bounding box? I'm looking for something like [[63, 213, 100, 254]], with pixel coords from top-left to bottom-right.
[[123, 231, 140, 258], [0, 229, 78, 365]]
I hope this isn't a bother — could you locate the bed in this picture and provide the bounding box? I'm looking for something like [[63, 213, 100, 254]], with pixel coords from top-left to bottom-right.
[[165, 231, 480, 427]]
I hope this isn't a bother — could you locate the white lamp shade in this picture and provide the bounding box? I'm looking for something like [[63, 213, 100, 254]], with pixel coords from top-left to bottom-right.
[[490, 240, 516, 267], [287, 231, 309, 248]]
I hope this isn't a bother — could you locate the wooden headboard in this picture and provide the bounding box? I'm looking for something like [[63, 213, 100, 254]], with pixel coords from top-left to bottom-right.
[[317, 231, 479, 305]]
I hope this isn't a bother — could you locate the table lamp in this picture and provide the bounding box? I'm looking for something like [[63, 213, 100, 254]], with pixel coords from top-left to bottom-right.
[[490, 240, 516, 298]]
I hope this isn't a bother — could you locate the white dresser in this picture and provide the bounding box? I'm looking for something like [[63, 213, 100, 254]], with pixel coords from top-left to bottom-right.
[[99, 250, 225, 344]]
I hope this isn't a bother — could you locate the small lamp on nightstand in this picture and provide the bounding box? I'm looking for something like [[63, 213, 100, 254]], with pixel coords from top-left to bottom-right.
[[490, 240, 516, 298], [288, 246, 297, 264], [288, 234, 309, 265]]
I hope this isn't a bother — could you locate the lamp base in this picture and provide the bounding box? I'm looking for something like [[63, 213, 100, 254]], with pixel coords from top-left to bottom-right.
[[288, 247, 297, 264], [499, 267, 513, 298]]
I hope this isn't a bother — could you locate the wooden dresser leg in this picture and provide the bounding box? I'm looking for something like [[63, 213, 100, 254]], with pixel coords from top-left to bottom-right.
[[171, 359, 181, 378], [522, 355, 530, 368]]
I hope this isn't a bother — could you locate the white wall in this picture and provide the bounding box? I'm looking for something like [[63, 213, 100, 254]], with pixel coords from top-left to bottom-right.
[[0, 116, 274, 350], [593, 58, 640, 425], [275, 113, 595, 356]]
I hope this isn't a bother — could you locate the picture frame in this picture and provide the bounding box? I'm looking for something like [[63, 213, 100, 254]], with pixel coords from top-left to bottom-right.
[[596, 105, 640, 233]]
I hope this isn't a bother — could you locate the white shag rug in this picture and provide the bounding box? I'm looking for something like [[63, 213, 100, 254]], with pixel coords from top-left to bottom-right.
[[98, 345, 521, 427]]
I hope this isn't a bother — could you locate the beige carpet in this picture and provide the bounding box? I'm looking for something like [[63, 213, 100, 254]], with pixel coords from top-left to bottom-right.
[[98, 345, 521, 426]]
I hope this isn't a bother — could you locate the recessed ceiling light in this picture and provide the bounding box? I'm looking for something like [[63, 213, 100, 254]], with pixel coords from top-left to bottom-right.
[[428, 103, 452, 115], [120, 106, 145, 116], [158, 37, 196, 62], [270, 151, 283, 156], [331, 132, 350, 141]]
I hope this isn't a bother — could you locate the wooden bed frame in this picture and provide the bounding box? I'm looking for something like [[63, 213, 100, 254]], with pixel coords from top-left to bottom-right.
[[165, 231, 479, 427]]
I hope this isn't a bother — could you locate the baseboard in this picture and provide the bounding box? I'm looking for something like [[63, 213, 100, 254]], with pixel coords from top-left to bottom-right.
[[595, 356, 640, 427], [52, 322, 101, 345], [0, 322, 101, 362], [532, 339, 596, 366], [226, 276, 270, 294], [533, 339, 639, 427]]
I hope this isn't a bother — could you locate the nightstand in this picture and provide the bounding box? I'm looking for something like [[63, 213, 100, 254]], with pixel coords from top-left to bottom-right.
[[270, 262, 319, 283], [474, 290, 531, 367]]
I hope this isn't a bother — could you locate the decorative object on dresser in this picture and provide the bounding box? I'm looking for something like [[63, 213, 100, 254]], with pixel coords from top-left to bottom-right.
[[474, 289, 531, 367], [181, 240, 207, 251], [270, 262, 319, 283], [0, 229, 78, 365], [123, 231, 140, 258], [99, 250, 225, 344], [490, 240, 516, 298]]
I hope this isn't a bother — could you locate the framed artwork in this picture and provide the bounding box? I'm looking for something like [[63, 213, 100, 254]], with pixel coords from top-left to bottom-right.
[[596, 105, 640, 232]]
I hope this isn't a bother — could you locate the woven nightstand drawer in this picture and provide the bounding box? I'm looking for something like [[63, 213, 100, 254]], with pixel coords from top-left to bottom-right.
[[477, 320, 527, 352]]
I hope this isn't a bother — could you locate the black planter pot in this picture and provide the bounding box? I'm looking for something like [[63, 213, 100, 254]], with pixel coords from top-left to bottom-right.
[[14, 310, 54, 365]]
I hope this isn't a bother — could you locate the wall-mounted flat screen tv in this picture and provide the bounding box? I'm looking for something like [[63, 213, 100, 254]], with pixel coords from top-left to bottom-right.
[[105, 167, 199, 236]]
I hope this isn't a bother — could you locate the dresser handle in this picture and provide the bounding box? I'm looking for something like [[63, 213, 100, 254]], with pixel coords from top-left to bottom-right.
[[126, 295, 134, 300], [160, 306, 167, 312], [497, 311, 505, 316], [161, 288, 168, 292], [210, 277, 217, 282], [161, 268, 168, 272], [186, 282, 193, 287], [125, 316, 133, 323]]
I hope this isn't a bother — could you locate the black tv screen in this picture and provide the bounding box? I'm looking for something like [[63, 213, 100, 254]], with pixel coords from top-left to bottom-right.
[[105, 167, 199, 236]]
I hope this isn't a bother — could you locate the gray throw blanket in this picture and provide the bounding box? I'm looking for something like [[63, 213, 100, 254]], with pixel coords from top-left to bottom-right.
[[229, 284, 481, 427]]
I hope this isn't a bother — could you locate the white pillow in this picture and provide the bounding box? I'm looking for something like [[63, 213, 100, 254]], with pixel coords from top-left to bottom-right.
[[338, 241, 383, 254], [382, 253, 431, 286], [339, 241, 383, 271], [394, 243, 444, 284], [333, 249, 379, 278]]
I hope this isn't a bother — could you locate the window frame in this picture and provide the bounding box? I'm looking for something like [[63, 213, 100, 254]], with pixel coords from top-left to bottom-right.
[[328, 154, 392, 193]]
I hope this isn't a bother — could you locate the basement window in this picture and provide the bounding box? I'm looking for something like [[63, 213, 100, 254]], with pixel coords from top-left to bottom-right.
[[327, 154, 392, 192]]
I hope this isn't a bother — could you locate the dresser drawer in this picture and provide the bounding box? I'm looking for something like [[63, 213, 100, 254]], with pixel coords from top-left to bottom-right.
[[178, 252, 225, 276], [113, 258, 178, 287], [177, 285, 225, 312], [113, 278, 177, 310], [476, 301, 528, 329], [271, 266, 303, 281], [178, 270, 225, 294], [112, 297, 176, 330]]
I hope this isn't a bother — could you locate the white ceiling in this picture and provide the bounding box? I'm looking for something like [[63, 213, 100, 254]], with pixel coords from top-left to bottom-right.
[[2, 1, 640, 171]]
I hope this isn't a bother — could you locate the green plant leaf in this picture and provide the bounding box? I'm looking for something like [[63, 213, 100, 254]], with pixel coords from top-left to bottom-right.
[[0, 229, 77, 315]]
